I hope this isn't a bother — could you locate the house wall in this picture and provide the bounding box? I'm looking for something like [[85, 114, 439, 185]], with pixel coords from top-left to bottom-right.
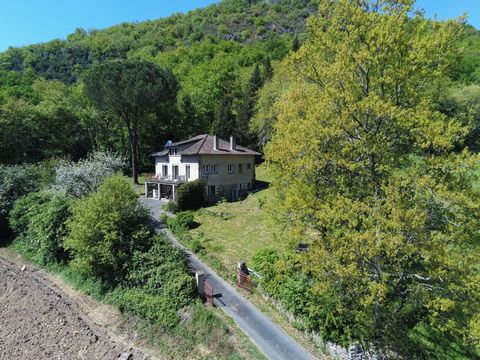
[[155, 155, 200, 181], [154, 153, 257, 200], [199, 154, 256, 199]]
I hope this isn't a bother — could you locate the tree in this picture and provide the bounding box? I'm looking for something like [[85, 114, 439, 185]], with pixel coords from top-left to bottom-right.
[[438, 84, 480, 151], [262, 57, 273, 80], [212, 90, 236, 139], [265, 0, 479, 355], [177, 94, 203, 139], [251, 58, 290, 149], [291, 35, 300, 52], [9, 191, 72, 264], [64, 175, 152, 285], [53, 151, 125, 198], [0, 164, 40, 241], [83, 59, 178, 184], [236, 64, 264, 146]]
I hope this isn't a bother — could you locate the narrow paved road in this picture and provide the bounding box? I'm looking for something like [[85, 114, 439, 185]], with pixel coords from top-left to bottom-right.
[[140, 197, 315, 360]]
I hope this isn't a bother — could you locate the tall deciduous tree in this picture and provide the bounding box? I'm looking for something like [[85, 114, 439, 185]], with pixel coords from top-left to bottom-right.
[[265, 0, 479, 354], [83, 59, 178, 184]]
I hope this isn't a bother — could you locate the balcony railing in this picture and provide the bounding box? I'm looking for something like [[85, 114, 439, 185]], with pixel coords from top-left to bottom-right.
[[154, 175, 186, 183]]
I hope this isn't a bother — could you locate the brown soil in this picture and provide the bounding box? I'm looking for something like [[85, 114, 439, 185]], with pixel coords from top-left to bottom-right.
[[0, 249, 155, 360]]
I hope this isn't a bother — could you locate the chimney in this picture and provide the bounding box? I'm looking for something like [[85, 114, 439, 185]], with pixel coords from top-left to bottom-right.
[[213, 135, 219, 151], [230, 136, 236, 151]]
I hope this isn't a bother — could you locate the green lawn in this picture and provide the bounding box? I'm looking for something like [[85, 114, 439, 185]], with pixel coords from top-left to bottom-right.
[[188, 165, 278, 278], [179, 166, 329, 358]]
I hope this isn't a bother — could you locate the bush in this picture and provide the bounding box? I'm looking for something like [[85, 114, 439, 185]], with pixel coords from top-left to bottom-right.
[[110, 235, 195, 327], [64, 175, 152, 285], [167, 211, 196, 236], [190, 238, 204, 253], [0, 164, 40, 240], [175, 179, 206, 212], [53, 151, 125, 198], [163, 200, 178, 213], [9, 191, 72, 264]]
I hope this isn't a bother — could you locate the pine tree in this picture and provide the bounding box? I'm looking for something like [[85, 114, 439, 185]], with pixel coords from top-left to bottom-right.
[[262, 57, 273, 80], [211, 92, 235, 139], [291, 35, 300, 52], [236, 64, 264, 146]]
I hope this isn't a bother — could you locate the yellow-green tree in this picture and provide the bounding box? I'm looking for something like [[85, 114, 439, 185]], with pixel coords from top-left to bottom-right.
[[265, 0, 480, 354]]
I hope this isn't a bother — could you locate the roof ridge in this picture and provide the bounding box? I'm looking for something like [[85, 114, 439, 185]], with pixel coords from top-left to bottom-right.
[[195, 134, 209, 154]]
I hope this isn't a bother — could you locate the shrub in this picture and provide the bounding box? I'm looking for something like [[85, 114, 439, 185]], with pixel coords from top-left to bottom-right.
[[167, 211, 196, 236], [110, 235, 195, 327], [64, 175, 152, 285], [53, 151, 125, 198], [175, 179, 206, 212], [190, 238, 204, 253], [251, 247, 279, 277], [0, 164, 40, 240], [9, 191, 72, 264], [163, 200, 178, 213]]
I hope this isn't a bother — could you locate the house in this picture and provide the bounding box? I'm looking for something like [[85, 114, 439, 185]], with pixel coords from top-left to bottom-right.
[[144, 134, 261, 201]]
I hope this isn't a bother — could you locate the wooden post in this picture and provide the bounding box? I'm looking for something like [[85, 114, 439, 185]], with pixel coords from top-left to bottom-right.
[[172, 185, 176, 201], [157, 183, 160, 200], [144, 182, 148, 198]]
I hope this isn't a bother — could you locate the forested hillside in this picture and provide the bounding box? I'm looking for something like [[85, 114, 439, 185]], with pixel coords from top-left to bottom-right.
[[0, 0, 317, 169], [1, 0, 480, 170]]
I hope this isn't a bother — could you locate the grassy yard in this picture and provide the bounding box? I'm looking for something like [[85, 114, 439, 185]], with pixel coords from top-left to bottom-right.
[[188, 165, 278, 278], [176, 166, 330, 358]]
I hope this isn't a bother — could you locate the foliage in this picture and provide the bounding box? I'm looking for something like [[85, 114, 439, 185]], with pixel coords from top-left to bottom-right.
[[9, 191, 72, 264], [0, 77, 90, 164], [163, 201, 179, 214], [0, 163, 39, 218], [53, 151, 125, 198], [212, 91, 236, 139], [83, 59, 178, 183], [265, 0, 479, 355], [0, 163, 40, 240], [437, 84, 480, 151], [175, 179, 206, 211], [109, 235, 195, 327], [64, 175, 152, 285], [236, 64, 264, 147], [250, 58, 291, 149], [167, 211, 196, 234]]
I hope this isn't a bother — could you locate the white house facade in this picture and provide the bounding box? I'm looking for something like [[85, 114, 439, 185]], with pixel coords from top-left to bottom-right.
[[145, 134, 260, 201]]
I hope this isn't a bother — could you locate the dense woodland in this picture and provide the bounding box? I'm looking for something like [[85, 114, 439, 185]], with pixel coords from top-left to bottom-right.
[[1, 0, 480, 358]]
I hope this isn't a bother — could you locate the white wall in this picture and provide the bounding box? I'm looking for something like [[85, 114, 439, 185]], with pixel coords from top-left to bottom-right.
[[155, 155, 200, 181]]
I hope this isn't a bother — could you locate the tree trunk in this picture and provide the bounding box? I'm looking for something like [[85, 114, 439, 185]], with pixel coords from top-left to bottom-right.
[[127, 127, 139, 185]]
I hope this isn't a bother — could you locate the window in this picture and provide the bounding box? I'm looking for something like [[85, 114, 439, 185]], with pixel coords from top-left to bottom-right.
[[186, 165, 191, 179], [208, 185, 216, 195], [169, 147, 177, 155], [227, 164, 234, 173], [239, 164, 243, 174], [173, 166, 179, 180], [247, 163, 251, 170], [162, 165, 168, 177], [202, 164, 217, 174]]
